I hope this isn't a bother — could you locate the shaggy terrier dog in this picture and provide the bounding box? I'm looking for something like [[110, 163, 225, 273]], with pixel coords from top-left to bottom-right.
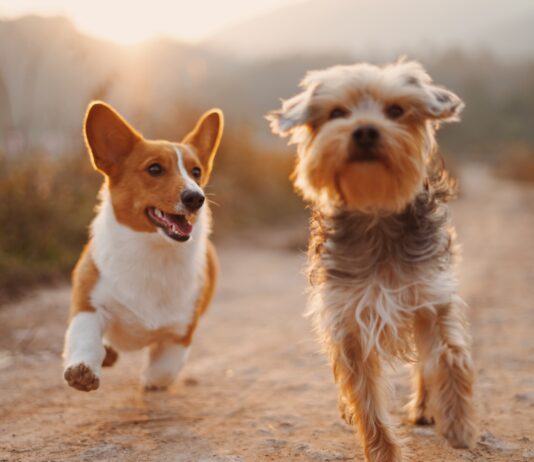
[[268, 60, 476, 461]]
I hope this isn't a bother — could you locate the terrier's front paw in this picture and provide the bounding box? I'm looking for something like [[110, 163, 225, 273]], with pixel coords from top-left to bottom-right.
[[365, 437, 403, 462], [64, 363, 100, 392], [441, 419, 477, 449], [408, 405, 435, 426], [338, 396, 355, 425]]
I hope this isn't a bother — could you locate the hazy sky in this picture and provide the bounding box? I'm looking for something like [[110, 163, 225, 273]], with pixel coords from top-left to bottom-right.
[[0, 0, 304, 44]]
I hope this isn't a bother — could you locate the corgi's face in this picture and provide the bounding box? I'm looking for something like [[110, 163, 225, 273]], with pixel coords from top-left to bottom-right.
[[84, 102, 223, 242]]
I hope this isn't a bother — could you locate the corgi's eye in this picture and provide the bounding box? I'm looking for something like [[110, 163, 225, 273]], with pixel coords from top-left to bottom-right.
[[147, 163, 164, 176], [385, 104, 405, 120], [329, 107, 348, 120], [191, 167, 201, 179]]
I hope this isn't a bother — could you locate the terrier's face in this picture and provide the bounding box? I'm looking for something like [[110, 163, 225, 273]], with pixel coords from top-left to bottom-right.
[[268, 60, 464, 213]]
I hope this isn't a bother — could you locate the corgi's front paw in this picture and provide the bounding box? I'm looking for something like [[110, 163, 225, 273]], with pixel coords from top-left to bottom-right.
[[144, 383, 169, 392], [142, 343, 188, 392], [142, 371, 174, 391], [64, 363, 100, 392]]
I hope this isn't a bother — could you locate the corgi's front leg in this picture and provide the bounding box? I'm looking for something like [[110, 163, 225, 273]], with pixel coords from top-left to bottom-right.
[[142, 341, 189, 391], [63, 245, 107, 392], [63, 311, 106, 391]]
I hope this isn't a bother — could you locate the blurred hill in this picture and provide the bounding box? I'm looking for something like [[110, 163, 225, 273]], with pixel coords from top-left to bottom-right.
[[0, 11, 533, 298], [0, 14, 533, 157], [206, 0, 534, 61], [0, 16, 224, 153]]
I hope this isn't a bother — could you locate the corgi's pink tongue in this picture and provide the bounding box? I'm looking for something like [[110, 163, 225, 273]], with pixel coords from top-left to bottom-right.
[[149, 207, 193, 238], [172, 215, 192, 236]]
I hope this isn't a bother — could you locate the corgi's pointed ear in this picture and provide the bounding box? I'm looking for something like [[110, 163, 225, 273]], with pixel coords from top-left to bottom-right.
[[84, 101, 142, 175], [183, 109, 224, 178]]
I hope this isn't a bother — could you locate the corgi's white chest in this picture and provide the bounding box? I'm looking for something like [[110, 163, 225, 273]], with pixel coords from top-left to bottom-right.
[[89, 190, 208, 343]]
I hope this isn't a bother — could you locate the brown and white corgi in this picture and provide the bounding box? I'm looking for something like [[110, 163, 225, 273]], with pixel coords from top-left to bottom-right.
[[63, 102, 223, 392]]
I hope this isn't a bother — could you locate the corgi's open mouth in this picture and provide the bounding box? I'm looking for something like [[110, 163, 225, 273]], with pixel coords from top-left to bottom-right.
[[146, 207, 193, 242]]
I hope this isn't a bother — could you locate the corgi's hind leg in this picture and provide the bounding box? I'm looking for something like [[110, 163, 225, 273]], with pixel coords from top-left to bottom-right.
[[142, 341, 189, 391], [102, 344, 119, 367]]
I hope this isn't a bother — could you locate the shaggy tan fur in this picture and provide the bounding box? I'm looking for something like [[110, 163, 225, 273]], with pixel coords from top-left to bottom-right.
[[268, 60, 476, 461]]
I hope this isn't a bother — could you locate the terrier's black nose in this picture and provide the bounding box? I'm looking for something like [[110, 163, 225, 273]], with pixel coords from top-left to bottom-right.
[[352, 125, 380, 148], [181, 190, 205, 212]]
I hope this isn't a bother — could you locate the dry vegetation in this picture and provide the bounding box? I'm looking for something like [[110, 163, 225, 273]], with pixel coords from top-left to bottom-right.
[[0, 120, 304, 301], [494, 144, 534, 183], [2, 111, 533, 302], [0, 151, 100, 300], [1, 35, 533, 302]]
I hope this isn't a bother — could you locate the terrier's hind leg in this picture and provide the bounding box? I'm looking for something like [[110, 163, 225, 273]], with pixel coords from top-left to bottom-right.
[[408, 312, 436, 426], [408, 366, 434, 425]]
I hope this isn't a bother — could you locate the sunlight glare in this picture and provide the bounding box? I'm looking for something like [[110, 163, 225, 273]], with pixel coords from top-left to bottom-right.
[[0, 0, 304, 45]]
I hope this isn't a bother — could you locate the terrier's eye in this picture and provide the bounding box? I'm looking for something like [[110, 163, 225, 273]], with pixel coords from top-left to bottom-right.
[[147, 163, 164, 176], [329, 107, 348, 120], [386, 104, 405, 120], [191, 167, 201, 179]]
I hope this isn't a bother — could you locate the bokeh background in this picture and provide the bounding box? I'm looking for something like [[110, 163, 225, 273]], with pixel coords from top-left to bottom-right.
[[1, 0, 533, 300], [1, 3, 534, 461]]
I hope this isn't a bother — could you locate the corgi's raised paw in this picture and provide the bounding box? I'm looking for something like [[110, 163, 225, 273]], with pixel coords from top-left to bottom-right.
[[64, 363, 100, 392]]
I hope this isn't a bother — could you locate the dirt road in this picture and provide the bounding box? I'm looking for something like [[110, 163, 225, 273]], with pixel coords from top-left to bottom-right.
[[1, 166, 533, 461]]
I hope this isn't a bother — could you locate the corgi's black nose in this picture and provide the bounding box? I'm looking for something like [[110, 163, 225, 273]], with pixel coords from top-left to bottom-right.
[[353, 125, 380, 148], [181, 190, 205, 212]]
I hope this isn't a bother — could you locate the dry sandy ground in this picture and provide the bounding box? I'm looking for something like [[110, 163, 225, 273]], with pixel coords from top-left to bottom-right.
[[0, 166, 533, 462]]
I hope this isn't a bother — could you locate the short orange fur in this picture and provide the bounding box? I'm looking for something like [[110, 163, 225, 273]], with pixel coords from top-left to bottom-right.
[[68, 101, 222, 375]]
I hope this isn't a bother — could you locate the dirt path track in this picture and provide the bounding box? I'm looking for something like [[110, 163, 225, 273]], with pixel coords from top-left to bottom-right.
[[1, 166, 533, 461]]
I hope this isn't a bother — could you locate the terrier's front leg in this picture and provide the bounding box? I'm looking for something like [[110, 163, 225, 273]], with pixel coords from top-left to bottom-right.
[[432, 303, 477, 448], [63, 311, 105, 392], [331, 332, 402, 462], [413, 306, 477, 448], [142, 341, 189, 391]]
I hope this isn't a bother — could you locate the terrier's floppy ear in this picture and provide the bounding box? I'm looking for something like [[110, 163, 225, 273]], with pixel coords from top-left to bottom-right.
[[182, 109, 224, 179], [267, 83, 318, 137], [84, 101, 141, 176], [422, 84, 465, 122], [396, 60, 464, 123]]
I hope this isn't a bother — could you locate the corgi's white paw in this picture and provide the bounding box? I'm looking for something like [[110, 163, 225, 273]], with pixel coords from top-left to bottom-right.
[[64, 363, 100, 392], [142, 343, 189, 392], [142, 366, 176, 391], [143, 377, 173, 392]]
